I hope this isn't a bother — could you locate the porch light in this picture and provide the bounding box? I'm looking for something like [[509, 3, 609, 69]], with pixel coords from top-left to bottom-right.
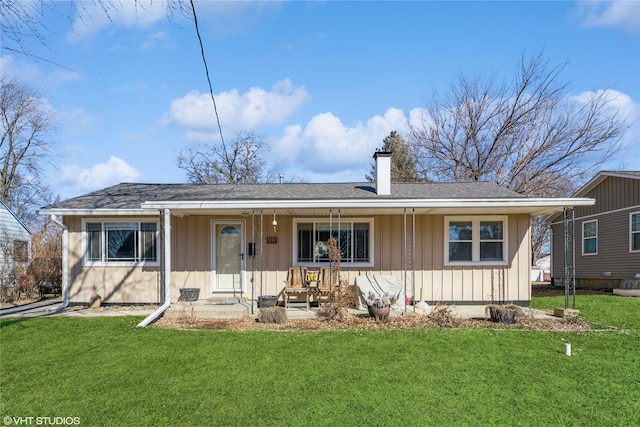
[[272, 212, 277, 232]]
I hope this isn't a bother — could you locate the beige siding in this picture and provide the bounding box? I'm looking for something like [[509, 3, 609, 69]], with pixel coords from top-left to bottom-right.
[[172, 215, 212, 294], [66, 213, 533, 304], [65, 216, 162, 303]]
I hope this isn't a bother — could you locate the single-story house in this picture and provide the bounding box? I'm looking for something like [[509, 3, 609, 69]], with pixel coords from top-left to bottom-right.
[[549, 170, 640, 290], [0, 200, 31, 286], [39, 152, 594, 324]]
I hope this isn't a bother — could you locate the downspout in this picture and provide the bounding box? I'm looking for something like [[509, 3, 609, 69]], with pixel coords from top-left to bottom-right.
[[138, 209, 171, 327], [47, 215, 69, 312]]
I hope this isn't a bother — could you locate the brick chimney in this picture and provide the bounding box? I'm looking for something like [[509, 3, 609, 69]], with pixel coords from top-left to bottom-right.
[[373, 151, 391, 195]]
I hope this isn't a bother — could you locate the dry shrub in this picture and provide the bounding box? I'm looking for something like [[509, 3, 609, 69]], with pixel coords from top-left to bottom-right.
[[333, 282, 357, 308], [176, 303, 199, 326], [486, 304, 525, 324], [427, 303, 456, 327], [318, 304, 349, 322], [326, 237, 341, 270], [257, 306, 288, 325], [28, 223, 62, 295], [318, 277, 355, 321], [1, 221, 63, 303]]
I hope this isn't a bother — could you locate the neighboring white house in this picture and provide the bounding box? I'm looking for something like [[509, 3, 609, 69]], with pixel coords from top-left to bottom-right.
[[0, 200, 31, 286]]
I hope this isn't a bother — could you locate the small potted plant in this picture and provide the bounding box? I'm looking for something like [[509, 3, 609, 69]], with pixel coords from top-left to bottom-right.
[[365, 290, 397, 321]]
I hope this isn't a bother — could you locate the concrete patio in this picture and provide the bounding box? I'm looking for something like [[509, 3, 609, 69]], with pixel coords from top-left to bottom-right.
[[1, 298, 558, 321]]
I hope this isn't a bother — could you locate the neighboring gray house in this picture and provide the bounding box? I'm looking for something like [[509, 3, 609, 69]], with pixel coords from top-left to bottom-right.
[[0, 200, 31, 286], [549, 171, 640, 289]]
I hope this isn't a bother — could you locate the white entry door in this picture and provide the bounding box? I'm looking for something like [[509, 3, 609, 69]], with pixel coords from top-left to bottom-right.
[[212, 221, 244, 292]]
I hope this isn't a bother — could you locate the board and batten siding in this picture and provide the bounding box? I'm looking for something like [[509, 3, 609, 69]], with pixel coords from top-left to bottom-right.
[[64, 216, 162, 303], [64, 213, 532, 304], [551, 175, 640, 285], [172, 213, 531, 305]]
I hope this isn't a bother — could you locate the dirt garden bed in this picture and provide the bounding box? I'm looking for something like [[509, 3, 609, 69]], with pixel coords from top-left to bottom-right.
[[156, 306, 591, 332]]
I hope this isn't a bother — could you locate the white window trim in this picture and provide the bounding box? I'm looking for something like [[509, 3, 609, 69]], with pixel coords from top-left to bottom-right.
[[444, 216, 508, 266], [582, 219, 598, 256], [82, 218, 160, 267], [631, 212, 640, 253], [292, 217, 374, 268]]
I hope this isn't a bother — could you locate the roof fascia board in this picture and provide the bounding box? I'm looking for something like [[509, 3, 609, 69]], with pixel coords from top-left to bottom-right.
[[38, 208, 161, 216], [141, 197, 594, 210], [38, 198, 594, 216]]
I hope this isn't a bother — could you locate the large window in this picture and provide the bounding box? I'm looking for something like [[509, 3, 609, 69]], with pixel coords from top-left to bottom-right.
[[582, 220, 597, 255], [295, 219, 372, 265], [445, 217, 506, 264], [84, 220, 158, 265], [631, 212, 640, 253]]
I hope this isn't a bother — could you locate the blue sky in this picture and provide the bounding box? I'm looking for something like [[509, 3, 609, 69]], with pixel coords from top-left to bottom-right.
[[2, 0, 639, 200]]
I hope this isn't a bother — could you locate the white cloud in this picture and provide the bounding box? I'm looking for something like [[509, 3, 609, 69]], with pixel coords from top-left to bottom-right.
[[577, 0, 640, 32], [66, 1, 284, 42], [58, 106, 97, 136], [0, 55, 42, 82], [163, 78, 310, 139], [140, 31, 172, 50], [58, 156, 141, 194], [269, 89, 640, 183], [270, 108, 408, 181], [67, 1, 168, 42], [1, 54, 82, 90], [570, 89, 640, 142]]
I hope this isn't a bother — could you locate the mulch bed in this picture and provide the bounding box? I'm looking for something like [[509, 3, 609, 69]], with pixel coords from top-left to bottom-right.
[[155, 309, 591, 332]]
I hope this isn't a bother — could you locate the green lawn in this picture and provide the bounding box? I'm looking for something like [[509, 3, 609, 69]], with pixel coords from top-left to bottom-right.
[[1, 295, 639, 426]]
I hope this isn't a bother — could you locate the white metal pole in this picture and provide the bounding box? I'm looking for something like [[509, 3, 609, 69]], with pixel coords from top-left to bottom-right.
[[251, 210, 255, 314], [403, 208, 407, 312], [412, 208, 416, 312], [260, 210, 263, 300]]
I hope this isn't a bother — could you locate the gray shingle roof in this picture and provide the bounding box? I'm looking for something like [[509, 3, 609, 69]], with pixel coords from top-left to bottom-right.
[[43, 181, 525, 211], [600, 170, 640, 178]]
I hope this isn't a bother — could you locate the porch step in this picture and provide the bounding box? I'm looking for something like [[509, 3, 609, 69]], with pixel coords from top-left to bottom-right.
[[613, 289, 640, 297], [206, 297, 246, 304], [165, 301, 248, 320]]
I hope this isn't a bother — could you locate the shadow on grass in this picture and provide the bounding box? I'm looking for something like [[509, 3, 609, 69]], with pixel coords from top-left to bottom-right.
[[0, 317, 30, 329]]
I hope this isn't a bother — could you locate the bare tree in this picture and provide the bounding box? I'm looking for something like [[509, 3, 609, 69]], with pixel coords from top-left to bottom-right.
[[0, 1, 52, 59], [407, 52, 628, 262], [177, 130, 270, 184], [28, 219, 62, 296], [366, 131, 421, 182], [1, 1, 191, 62], [1, 77, 57, 226]]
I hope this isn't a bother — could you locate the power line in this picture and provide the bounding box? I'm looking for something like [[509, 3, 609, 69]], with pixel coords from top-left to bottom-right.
[[189, 0, 225, 147]]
